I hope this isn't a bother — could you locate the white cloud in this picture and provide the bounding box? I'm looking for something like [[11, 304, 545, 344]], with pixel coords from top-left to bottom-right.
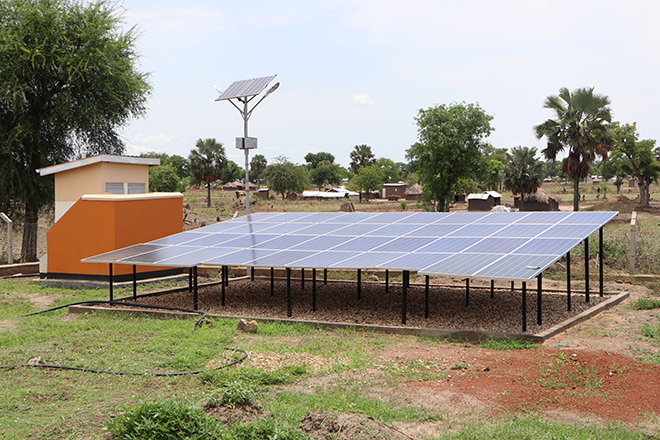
[[125, 133, 174, 155], [352, 93, 374, 105]]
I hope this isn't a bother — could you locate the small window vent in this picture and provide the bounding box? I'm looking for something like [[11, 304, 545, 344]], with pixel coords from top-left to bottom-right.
[[105, 182, 125, 194], [127, 183, 145, 194]]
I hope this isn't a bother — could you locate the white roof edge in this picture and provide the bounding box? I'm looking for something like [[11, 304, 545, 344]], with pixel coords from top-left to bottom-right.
[[81, 192, 183, 201], [37, 155, 160, 176]]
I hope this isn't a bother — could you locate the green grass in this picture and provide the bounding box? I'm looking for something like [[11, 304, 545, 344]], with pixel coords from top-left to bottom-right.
[[478, 337, 536, 350], [632, 297, 660, 310]]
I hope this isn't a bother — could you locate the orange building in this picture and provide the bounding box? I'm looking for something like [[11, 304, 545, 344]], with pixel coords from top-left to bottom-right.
[[38, 155, 183, 281]]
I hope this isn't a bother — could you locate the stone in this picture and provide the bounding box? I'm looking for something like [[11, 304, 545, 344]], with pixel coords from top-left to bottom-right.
[[238, 318, 258, 333]]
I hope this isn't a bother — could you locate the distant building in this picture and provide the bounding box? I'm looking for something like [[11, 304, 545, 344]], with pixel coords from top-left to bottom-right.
[[467, 191, 501, 211], [405, 183, 423, 201], [514, 189, 561, 211], [381, 181, 407, 199]]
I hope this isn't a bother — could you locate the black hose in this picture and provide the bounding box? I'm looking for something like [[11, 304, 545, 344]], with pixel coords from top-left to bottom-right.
[[2, 300, 248, 376]]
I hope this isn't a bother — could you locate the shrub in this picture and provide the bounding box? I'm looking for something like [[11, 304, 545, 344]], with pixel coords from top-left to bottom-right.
[[106, 399, 225, 440], [207, 381, 259, 409]]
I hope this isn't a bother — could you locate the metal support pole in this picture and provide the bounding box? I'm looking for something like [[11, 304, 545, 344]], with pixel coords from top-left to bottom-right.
[[108, 263, 113, 301], [250, 266, 254, 281], [221, 265, 226, 306], [385, 269, 389, 293], [465, 278, 470, 307], [188, 270, 193, 293], [270, 267, 274, 296], [324, 268, 327, 284], [312, 268, 317, 312], [401, 270, 409, 324], [301, 267, 305, 289], [585, 237, 590, 303], [132, 265, 137, 300], [567, 251, 572, 311], [424, 275, 429, 319], [522, 281, 527, 332], [599, 227, 604, 297], [490, 279, 494, 298], [286, 267, 292, 318], [357, 269, 361, 300], [223, 265, 229, 286], [537, 273, 542, 325], [193, 266, 198, 310], [511, 280, 514, 291]]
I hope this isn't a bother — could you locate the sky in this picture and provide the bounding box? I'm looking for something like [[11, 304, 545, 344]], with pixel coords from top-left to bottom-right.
[[118, 0, 660, 169]]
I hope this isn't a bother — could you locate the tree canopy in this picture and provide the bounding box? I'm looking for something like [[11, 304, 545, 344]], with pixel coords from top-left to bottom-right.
[[188, 138, 226, 207], [534, 87, 612, 211], [349, 145, 376, 173], [406, 102, 493, 211], [351, 164, 384, 201], [503, 146, 544, 209], [262, 157, 308, 199], [0, 0, 151, 260], [610, 122, 660, 206], [305, 152, 335, 170]]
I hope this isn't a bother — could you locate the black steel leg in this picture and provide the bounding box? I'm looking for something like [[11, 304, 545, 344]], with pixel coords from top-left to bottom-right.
[[585, 237, 590, 303], [537, 274, 542, 325], [287, 267, 292, 318], [132, 265, 137, 300], [221, 265, 226, 306], [386, 269, 389, 293], [193, 266, 198, 311], [599, 227, 604, 297], [301, 268, 305, 289], [357, 269, 361, 300], [270, 267, 274, 297], [567, 251, 572, 311], [490, 279, 494, 298], [324, 268, 327, 284], [425, 275, 429, 319], [522, 281, 527, 332], [465, 278, 470, 307], [109, 263, 113, 301], [401, 270, 409, 324]]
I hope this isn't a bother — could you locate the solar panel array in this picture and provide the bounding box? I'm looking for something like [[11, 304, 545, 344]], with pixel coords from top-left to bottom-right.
[[215, 75, 277, 101], [83, 211, 618, 281]]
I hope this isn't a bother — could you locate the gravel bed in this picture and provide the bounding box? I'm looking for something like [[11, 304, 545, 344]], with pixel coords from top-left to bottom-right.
[[124, 277, 609, 335]]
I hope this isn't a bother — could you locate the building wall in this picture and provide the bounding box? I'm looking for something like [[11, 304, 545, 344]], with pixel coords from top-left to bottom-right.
[[53, 162, 150, 222], [46, 194, 182, 278]]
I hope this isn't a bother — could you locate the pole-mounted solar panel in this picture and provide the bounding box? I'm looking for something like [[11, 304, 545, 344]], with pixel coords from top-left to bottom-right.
[[215, 75, 277, 101]]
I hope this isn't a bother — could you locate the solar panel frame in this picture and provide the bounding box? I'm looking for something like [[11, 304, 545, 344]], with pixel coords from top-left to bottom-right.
[[83, 211, 618, 282], [215, 75, 276, 100]]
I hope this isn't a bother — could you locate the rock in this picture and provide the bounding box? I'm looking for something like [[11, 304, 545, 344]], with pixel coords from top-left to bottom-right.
[[368, 275, 379, 282], [238, 318, 258, 333], [340, 202, 355, 212], [26, 356, 43, 365]]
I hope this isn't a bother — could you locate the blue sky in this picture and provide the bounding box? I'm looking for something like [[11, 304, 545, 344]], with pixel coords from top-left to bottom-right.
[[119, 0, 660, 168]]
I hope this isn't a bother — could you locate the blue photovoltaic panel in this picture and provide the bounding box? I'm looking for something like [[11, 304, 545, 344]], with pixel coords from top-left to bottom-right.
[[83, 211, 618, 281], [331, 236, 394, 252], [464, 237, 528, 254], [491, 224, 552, 238], [121, 246, 198, 265], [421, 253, 504, 277], [472, 254, 559, 280], [82, 244, 165, 263], [205, 249, 277, 266], [150, 232, 210, 245], [330, 252, 404, 269], [417, 237, 482, 253], [381, 252, 452, 270], [248, 250, 317, 267], [290, 236, 351, 251], [511, 238, 582, 256], [372, 237, 437, 252], [184, 234, 245, 247], [289, 251, 355, 268], [447, 223, 506, 237]]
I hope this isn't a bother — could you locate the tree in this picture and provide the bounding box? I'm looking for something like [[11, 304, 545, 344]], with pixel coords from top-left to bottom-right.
[[309, 163, 343, 189], [351, 165, 384, 202], [149, 165, 185, 193], [477, 157, 505, 191], [374, 158, 401, 183], [406, 103, 494, 211], [502, 146, 544, 210], [534, 87, 612, 211], [349, 145, 376, 173], [223, 161, 244, 184], [304, 152, 335, 170], [188, 139, 226, 207], [262, 157, 309, 199], [610, 122, 660, 206], [0, 0, 150, 261], [249, 154, 267, 184]]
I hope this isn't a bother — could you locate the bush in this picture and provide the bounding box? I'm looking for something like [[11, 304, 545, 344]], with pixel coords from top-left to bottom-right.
[[106, 399, 225, 440], [207, 381, 260, 409]]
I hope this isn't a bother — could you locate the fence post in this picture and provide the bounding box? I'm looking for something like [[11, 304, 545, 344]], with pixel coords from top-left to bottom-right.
[[0, 213, 12, 265], [629, 211, 637, 275]]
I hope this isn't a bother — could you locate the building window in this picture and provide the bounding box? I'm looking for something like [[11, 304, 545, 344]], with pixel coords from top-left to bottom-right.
[[128, 183, 145, 194], [105, 182, 125, 194]]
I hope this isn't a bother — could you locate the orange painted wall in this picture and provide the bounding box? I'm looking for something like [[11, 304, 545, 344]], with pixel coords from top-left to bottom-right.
[[47, 195, 183, 277]]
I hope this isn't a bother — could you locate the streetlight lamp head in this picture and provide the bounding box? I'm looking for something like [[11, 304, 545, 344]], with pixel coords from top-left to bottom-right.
[[265, 82, 280, 96]]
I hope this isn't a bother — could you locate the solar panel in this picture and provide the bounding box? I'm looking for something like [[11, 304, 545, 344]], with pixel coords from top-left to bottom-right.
[[83, 211, 618, 282], [215, 75, 276, 101]]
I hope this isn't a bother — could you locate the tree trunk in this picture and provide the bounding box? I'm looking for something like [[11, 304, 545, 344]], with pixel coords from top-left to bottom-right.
[[573, 177, 580, 211], [437, 197, 449, 212], [640, 181, 649, 206], [206, 182, 211, 208], [21, 203, 38, 262]]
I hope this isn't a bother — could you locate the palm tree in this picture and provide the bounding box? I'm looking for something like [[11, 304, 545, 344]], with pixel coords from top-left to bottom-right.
[[349, 144, 376, 174], [533, 87, 612, 211], [188, 138, 226, 207], [503, 146, 544, 211]]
